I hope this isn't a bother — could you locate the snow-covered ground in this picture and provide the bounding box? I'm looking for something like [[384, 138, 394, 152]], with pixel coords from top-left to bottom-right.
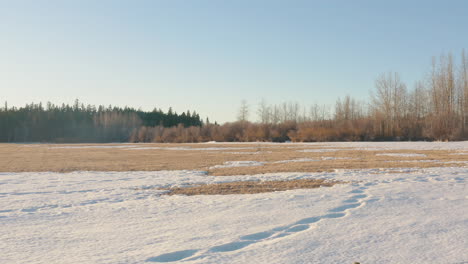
[[209, 157, 359, 169], [43, 140, 468, 152], [376, 153, 427, 157], [198, 140, 468, 150], [1, 143, 468, 264], [209, 161, 266, 169], [50, 145, 255, 151], [298, 148, 341, 152]]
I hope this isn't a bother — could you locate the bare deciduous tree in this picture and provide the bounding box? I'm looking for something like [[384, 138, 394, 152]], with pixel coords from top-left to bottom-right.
[[372, 72, 407, 137], [237, 100, 249, 123], [257, 99, 270, 124]]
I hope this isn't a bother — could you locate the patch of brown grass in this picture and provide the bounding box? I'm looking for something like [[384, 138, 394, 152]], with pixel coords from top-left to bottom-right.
[[161, 179, 341, 195]]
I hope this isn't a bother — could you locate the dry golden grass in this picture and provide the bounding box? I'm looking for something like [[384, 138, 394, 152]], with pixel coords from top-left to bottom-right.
[[0, 143, 466, 174], [161, 179, 341, 195]]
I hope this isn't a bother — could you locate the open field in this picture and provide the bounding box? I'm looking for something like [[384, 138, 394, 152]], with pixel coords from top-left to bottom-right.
[[1, 142, 468, 174], [1, 142, 467, 264]]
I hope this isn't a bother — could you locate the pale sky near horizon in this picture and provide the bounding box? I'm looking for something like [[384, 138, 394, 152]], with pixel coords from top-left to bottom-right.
[[1, 1, 467, 123]]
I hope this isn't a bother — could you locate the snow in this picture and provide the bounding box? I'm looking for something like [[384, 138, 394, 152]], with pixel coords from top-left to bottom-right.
[[128, 147, 255, 151], [45, 141, 468, 153], [286, 141, 468, 151], [211, 157, 354, 166], [272, 157, 355, 163], [384, 159, 439, 163], [49, 145, 254, 151], [298, 149, 341, 153], [222, 151, 272, 155], [1, 142, 468, 264], [376, 153, 427, 157], [327, 141, 468, 151], [320, 156, 355, 160], [209, 161, 265, 169], [50, 145, 139, 149], [272, 158, 319, 163]]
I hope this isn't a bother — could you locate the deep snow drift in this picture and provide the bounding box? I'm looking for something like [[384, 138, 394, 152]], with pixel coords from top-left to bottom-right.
[[1, 143, 468, 264]]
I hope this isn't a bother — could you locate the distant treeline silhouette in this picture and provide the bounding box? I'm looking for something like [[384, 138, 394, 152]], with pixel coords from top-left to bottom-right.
[[2, 51, 468, 143], [0, 100, 203, 142]]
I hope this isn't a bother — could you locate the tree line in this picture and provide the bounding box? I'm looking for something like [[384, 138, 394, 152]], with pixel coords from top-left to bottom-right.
[[0, 100, 203, 142], [2, 51, 467, 143], [131, 51, 468, 143], [248, 51, 467, 142]]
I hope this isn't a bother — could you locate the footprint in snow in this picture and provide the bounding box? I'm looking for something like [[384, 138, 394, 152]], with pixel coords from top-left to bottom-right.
[[329, 203, 362, 213], [146, 184, 373, 262], [209, 241, 254, 253], [240, 231, 275, 240], [146, 250, 198, 262], [350, 189, 365, 194]]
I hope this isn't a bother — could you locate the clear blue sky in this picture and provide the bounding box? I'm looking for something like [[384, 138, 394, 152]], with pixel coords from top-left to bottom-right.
[[1, 0, 467, 122]]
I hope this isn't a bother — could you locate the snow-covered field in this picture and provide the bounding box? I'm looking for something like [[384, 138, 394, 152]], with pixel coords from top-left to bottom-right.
[[1, 143, 468, 264]]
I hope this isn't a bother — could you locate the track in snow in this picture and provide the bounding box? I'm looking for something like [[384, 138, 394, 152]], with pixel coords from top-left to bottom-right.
[[146, 184, 376, 262]]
